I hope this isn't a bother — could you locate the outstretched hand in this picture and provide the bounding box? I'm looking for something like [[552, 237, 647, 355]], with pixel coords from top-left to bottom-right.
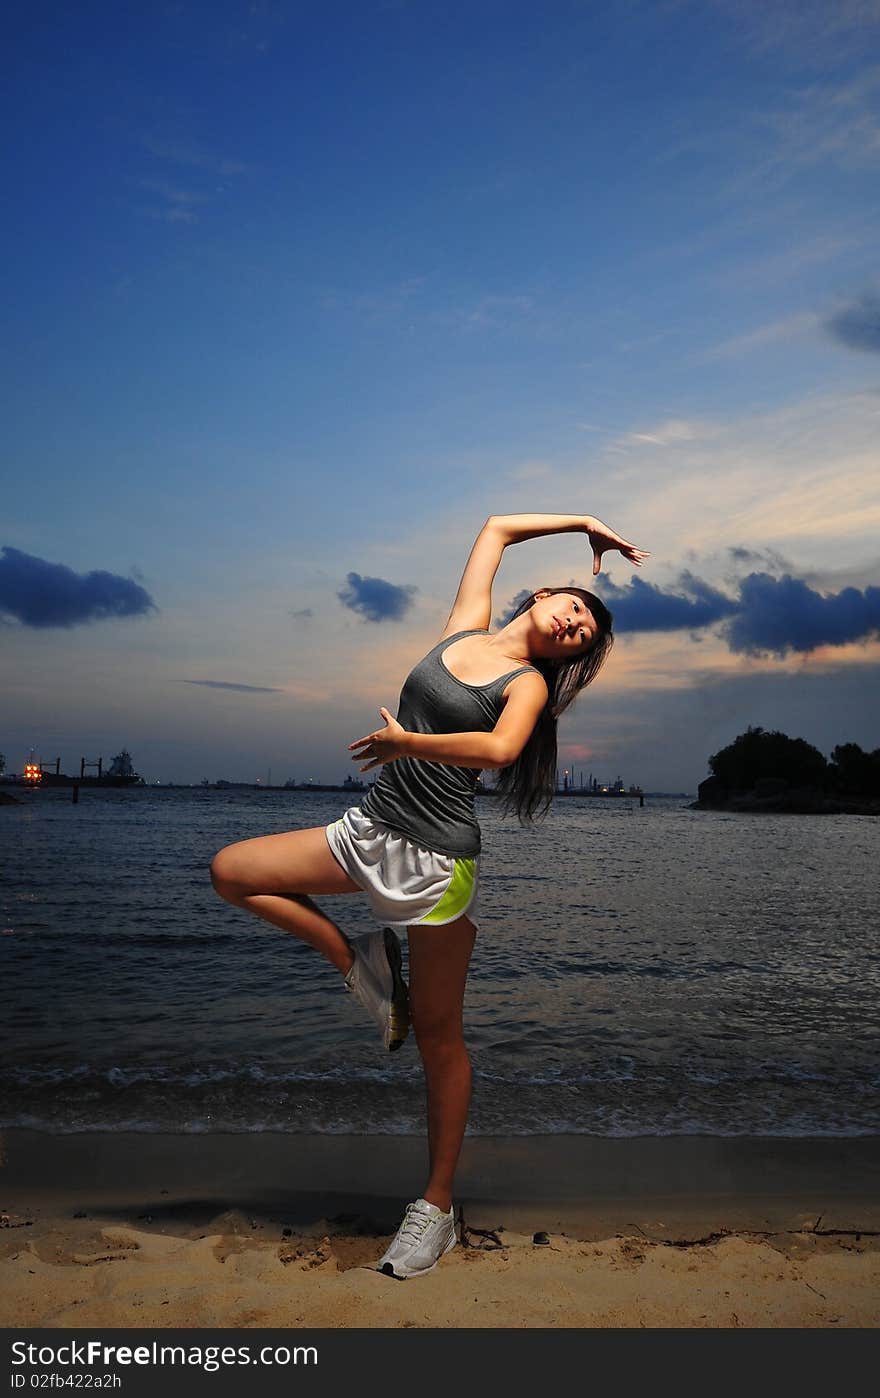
[[348, 708, 409, 773], [585, 516, 650, 576]]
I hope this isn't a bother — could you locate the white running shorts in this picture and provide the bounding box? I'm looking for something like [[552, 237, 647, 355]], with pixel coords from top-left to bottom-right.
[[324, 806, 480, 930]]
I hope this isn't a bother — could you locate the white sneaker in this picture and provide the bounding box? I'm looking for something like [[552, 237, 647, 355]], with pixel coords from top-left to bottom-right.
[[344, 927, 409, 1052], [376, 1198, 457, 1279]]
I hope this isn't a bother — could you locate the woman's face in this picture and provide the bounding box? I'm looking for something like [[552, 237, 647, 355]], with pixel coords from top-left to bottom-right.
[[528, 590, 598, 661]]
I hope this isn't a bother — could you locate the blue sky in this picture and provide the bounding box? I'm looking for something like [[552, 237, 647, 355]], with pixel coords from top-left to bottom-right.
[[2, 0, 879, 789]]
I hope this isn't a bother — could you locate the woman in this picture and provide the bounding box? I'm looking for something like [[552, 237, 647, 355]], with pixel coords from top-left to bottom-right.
[[210, 511, 648, 1279]]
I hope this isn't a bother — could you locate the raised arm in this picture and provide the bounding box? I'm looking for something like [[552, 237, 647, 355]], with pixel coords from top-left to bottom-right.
[[440, 512, 648, 639]]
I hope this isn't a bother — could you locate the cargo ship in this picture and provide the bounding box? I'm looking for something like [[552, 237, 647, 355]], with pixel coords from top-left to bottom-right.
[[18, 750, 145, 788]]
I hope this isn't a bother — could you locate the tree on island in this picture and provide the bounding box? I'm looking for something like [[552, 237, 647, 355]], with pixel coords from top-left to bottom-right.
[[828, 742, 880, 797], [709, 726, 827, 791], [708, 727, 880, 796]]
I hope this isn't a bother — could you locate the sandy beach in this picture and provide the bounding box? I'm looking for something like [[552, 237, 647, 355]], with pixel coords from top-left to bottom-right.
[[1, 1130, 877, 1328]]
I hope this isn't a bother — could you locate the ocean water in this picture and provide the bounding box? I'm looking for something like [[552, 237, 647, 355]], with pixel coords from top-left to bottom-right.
[[1, 786, 878, 1136]]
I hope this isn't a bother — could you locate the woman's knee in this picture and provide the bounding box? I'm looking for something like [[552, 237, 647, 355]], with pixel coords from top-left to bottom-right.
[[411, 1005, 466, 1056], [210, 843, 249, 894], [414, 1034, 469, 1078]]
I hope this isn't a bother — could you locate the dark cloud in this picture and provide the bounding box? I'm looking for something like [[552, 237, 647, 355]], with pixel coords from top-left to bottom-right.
[[0, 546, 157, 629], [500, 568, 880, 659], [600, 570, 880, 657], [723, 572, 880, 656], [496, 575, 739, 634], [184, 680, 282, 693], [825, 291, 880, 354], [599, 571, 740, 632], [725, 545, 789, 571], [289, 607, 313, 620], [337, 572, 417, 623]]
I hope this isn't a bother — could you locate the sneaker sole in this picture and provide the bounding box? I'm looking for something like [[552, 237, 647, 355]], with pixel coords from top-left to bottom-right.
[[383, 927, 410, 1053], [378, 1234, 457, 1280]]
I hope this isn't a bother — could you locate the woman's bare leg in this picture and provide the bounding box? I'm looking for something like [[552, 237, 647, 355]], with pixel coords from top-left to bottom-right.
[[210, 826, 361, 974], [407, 914, 477, 1212]]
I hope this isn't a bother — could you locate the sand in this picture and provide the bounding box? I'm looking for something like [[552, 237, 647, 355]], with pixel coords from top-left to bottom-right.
[[2, 1130, 878, 1329]]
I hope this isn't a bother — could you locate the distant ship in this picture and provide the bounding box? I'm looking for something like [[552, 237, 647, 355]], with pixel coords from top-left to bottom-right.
[[211, 775, 367, 792], [104, 749, 141, 783], [26, 750, 145, 788]]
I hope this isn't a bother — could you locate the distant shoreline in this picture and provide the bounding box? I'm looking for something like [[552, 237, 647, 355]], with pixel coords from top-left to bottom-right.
[[0, 780, 666, 799]]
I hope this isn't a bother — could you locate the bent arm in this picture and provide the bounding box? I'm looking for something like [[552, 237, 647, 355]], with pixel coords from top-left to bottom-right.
[[491, 512, 648, 578], [400, 673, 549, 771], [442, 514, 593, 636], [350, 672, 547, 774], [401, 730, 508, 770]]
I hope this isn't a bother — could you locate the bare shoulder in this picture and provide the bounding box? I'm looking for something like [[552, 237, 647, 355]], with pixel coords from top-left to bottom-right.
[[500, 667, 549, 706], [492, 668, 550, 765]]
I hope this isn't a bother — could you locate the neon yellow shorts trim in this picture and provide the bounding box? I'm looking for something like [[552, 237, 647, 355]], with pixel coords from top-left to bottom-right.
[[420, 856, 478, 924]]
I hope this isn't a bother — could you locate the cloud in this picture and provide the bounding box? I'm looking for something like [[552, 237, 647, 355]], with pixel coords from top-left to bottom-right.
[[596, 568, 880, 658], [337, 572, 418, 623], [289, 607, 313, 620], [726, 546, 789, 567], [599, 572, 741, 632], [184, 680, 282, 693], [751, 68, 880, 178], [720, 545, 792, 588], [700, 66, 880, 206], [617, 418, 709, 446], [825, 290, 880, 353], [575, 388, 880, 558], [353, 388, 879, 703], [0, 547, 157, 629], [722, 233, 870, 288], [701, 311, 820, 361], [713, 0, 880, 66], [723, 572, 880, 656], [136, 131, 250, 226]]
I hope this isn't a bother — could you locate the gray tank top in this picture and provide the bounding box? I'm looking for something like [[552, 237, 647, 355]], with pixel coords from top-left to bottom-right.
[[359, 629, 540, 857]]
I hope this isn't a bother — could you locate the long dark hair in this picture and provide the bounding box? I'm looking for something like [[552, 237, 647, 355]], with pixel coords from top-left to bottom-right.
[[493, 587, 614, 825]]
